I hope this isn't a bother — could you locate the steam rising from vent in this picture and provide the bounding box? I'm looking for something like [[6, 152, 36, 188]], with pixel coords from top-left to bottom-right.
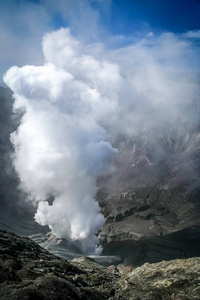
[[3, 28, 199, 253], [3, 29, 119, 253]]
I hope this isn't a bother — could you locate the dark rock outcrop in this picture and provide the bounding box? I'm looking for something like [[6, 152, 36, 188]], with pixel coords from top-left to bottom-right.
[[1, 230, 200, 300], [0, 230, 119, 300]]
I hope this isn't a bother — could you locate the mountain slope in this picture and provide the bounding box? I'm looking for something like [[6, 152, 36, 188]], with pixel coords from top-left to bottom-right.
[[97, 115, 200, 264]]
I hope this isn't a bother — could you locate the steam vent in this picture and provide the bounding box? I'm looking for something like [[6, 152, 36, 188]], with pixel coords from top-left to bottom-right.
[[1, 0, 200, 299]]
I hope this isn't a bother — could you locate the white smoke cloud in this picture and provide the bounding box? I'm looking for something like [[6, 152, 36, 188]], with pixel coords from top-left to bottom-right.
[[3, 27, 199, 253], [3, 30, 119, 253]]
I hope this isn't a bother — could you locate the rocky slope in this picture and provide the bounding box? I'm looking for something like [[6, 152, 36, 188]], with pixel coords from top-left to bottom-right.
[[98, 186, 200, 265], [97, 112, 200, 265], [0, 230, 117, 300], [1, 230, 200, 300], [115, 257, 200, 300]]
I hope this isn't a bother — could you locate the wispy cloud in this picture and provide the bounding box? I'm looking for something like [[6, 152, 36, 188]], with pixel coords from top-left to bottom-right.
[[0, 0, 110, 82], [0, 0, 48, 81], [183, 30, 200, 39]]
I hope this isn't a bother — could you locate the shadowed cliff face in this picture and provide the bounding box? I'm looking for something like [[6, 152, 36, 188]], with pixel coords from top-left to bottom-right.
[[0, 87, 18, 206], [0, 87, 39, 235]]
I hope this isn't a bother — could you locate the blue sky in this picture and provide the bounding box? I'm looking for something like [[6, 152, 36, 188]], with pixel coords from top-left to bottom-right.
[[0, 0, 200, 83], [109, 0, 200, 35], [29, 0, 200, 35]]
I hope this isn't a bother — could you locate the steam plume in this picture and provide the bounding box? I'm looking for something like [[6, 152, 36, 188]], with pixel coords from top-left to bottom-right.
[[3, 28, 199, 252]]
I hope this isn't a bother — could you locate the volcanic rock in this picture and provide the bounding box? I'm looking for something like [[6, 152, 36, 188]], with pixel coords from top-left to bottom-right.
[[0, 230, 118, 300], [1, 230, 200, 300]]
